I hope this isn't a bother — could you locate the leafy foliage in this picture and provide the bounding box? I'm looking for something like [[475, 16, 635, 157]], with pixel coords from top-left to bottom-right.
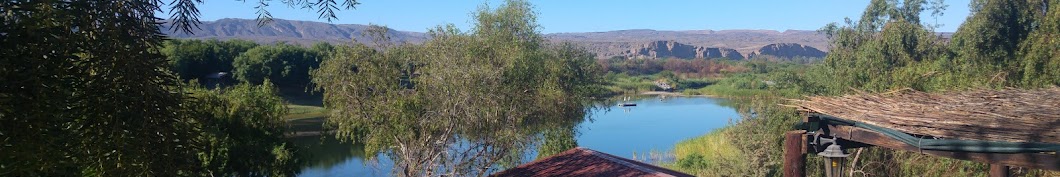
[[311, 0, 603, 176], [673, 0, 1060, 176], [950, 0, 1039, 83], [166, 0, 361, 33], [162, 39, 259, 81], [1, 0, 341, 176], [233, 43, 327, 93], [185, 82, 298, 177], [810, 0, 1059, 92], [1016, 0, 1060, 87], [161, 39, 334, 94], [1, 1, 202, 175]]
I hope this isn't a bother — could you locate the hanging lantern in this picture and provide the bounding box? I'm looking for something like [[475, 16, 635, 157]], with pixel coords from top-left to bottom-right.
[[817, 143, 849, 177]]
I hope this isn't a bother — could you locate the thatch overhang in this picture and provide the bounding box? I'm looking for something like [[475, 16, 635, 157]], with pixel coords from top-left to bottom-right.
[[795, 88, 1060, 144]]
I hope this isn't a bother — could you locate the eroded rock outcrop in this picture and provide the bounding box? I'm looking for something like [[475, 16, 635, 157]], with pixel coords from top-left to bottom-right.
[[748, 43, 826, 59], [623, 41, 744, 60]]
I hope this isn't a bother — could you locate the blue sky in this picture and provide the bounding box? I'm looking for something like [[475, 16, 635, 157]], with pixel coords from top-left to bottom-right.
[[191, 0, 971, 33]]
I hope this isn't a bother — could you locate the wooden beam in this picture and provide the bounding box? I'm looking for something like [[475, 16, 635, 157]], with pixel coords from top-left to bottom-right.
[[827, 124, 1060, 171], [990, 164, 1010, 177], [784, 131, 807, 177]]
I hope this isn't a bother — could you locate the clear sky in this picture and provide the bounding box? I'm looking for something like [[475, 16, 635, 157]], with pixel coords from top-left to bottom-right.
[[191, 0, 971, 33]]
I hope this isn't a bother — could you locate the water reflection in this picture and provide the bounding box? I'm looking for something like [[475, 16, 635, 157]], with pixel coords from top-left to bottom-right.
[[292, 96, 738, 177], [292, 135, 393, 176], [578, 96, 737, 159]]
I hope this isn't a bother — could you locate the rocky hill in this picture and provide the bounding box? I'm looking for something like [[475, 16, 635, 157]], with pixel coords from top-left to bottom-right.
[[164, 18, 830, 59], [545, 29, 829, 59], [747, 43, 827, 59], [622, 41, 744, 60], [163, 18, 428, 45]]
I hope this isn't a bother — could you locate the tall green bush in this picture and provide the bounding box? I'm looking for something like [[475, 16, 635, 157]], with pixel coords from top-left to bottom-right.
[[675, 0, 1060, 176], [185, 82, 298, 177], [162, 39, 259, 81], [234, 43, 326, 93], [1, 0, 357, 175], [311, 1, 604, 176]]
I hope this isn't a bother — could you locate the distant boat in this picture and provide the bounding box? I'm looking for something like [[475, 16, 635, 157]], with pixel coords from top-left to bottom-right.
[[618, 96, 636, 107]]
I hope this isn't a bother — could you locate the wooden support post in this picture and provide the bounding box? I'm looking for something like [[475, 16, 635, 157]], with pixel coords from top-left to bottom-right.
[[990, 164, 1009, 177], [784, 130, 807, 177]]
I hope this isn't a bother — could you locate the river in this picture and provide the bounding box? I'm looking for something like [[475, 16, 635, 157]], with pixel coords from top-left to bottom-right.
[[293, 95, 740, 176]]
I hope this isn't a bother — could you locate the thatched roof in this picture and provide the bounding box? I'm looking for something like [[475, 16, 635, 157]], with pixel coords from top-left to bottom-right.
[[796, 88, 1060, 144]]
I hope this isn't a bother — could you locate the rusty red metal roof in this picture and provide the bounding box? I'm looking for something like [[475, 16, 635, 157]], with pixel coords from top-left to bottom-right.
[[490, 147, 694, 177]]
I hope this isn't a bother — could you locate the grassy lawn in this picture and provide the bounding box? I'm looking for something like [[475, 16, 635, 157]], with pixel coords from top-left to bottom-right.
[[278, 90, 327, 120], [285, 104, 327, 120], [284, 103, 329, 133], [278, 92, 329, 133]]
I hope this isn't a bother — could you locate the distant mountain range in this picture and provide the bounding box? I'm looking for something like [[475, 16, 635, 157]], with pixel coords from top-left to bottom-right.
[[163, 18, 429, 45], [164, 18, 831, 59], [545, 29, 829, 59]]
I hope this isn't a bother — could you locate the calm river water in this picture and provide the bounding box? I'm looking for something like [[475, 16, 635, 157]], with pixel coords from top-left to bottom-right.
[[293, 95, 740, 176]]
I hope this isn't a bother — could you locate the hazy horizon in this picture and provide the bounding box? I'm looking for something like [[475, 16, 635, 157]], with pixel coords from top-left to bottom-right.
[[184, 0, 972, 33], [190, 17, 860, 34]]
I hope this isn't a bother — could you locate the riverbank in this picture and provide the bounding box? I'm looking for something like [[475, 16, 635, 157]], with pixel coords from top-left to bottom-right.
[[656, 60, 1060, 176], [638, 91, 683, 96], [655, 89, 805, 176], [287, 117, 331, 137], [281, 93, 332, 137]]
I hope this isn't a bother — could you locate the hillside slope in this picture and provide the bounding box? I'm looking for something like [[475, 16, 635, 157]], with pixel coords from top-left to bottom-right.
[[164, 18, 830, 59], [164, 18, 428, 45]]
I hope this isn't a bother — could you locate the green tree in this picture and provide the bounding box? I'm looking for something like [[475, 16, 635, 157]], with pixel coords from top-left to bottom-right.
[[312, 1, 603, 176], [1017, 0, 1060, 87], [185, 82, 298, 177], [857, 0, 894, 32], [673, 0, 1059, 176], [816, 0, 953, 93], [1, 0, 359, 176], [949, 0, 1037, 83], [162, 39, 259, 81], [1, 1, 201, 175], [234, 43, 325, 93], [310, 42, 337, 56]]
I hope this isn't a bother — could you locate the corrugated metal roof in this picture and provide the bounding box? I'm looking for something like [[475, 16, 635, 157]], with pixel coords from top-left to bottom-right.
[[490, 147, 694, 177]]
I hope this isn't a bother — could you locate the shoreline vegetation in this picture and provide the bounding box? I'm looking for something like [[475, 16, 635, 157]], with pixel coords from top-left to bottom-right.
[[7, 0, 1058, 176], [650, 0, 1060, 176], [166, 0, 1060, 175]]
